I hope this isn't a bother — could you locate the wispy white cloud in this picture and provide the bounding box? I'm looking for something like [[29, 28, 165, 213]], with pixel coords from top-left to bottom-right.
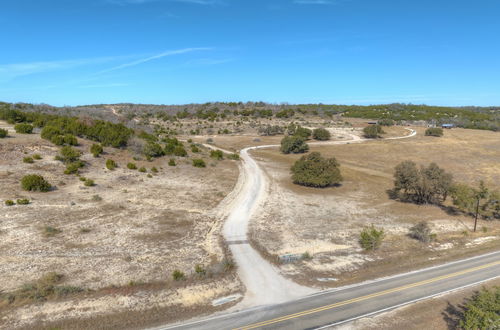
[[96, 47, 212, 74], [0, 56, 122, 82]]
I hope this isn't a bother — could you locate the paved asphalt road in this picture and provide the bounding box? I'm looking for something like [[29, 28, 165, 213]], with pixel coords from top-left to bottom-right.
[[161, 251, 500, 330]]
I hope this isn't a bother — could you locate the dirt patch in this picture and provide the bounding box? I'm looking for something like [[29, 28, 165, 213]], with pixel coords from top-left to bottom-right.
[[0, 121, 242, 328]]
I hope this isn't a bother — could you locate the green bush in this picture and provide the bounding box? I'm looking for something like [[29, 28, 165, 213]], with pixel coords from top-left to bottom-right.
[[173, 145, 187, 157], [172, 270, 185, 281], [168, 158, 176, 166], [363, 125, 385, 138], [210, 149, 224, 160], [5, 200, 15, 206], [23, 156, 34, 164], [127, 162, 137, 170], [33, 154, 42, 160], [14, 123, 33, 134], [228, 153, 240, 160], [192, 159, 206, 168], [58, 146, 81, 163], [425, 127, 443, 137], [138, 167, 147, 173], [190, 145, 200, 153], [291, 152, 343, 187], [151, 167, 158, 173], [312, 128, 331, 141], [16, 198, 30, 205], [90, 143, 103, 157], [83, 179, 95, 187], [0, 128, 7, 138], [64, 161, 84, 175], [105, 159, 117, 170], [458, 287, 500, 329], [359, 225, 385, 251], [143, 142, 164, 158], [21, 174, 51, 192], [195, 264, 206, 276], [63, 134, 78, 146], [50, 135, 65, 146], [378, 119, 395, 126], [280, 136, 309, 154]]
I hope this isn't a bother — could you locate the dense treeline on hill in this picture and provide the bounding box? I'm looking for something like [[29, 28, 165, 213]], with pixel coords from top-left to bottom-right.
[[1, 101, 499, 131], [0, 104, 133, 147]]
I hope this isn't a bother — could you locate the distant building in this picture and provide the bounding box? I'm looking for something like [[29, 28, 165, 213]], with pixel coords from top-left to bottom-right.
[[441, 123, 455, 129]]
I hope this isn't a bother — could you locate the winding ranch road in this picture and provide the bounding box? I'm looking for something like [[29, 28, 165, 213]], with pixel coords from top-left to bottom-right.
[[160, 128, 500, 329]]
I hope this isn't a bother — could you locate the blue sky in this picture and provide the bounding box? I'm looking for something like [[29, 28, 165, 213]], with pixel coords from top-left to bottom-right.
[[1, 0, 499, 106]]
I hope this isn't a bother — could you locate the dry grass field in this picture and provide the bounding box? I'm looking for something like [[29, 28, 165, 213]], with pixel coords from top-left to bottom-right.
[[249, 126, 500, 286], [0, 121, 242, 329]]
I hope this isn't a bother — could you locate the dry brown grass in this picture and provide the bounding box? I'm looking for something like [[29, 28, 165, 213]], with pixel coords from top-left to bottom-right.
[[249, 127, 500, 286]]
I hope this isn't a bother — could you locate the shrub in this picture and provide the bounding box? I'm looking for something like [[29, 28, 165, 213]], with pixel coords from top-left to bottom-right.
[[127, 162, 137, 170], [191, 145, 200, 153], [408, 221, 434, 242], [294, 126, 312, 139], [228, 153, 240, 160], [192, 159, 206, 168], [143, 142, 164, 158], [16, 198, 30, 205], [172, 270, 185, 281], [106, 159, 117, 170], [44, 226, 62, 237], [83, 179, 95, 187], [23, 156, 34, 164], [21, 174, 51, 192], [33, 154, 42, 160], [291, 152, 343, 187], [138, 167, 147, 173], [173, 145, 187, 157], [359, 225, 385, 251], [5, 200, 15, 206], [195, 264, 206, 276], [51, 135, 65, 146], [312, 128, 331, 141], [63, 134, 78, 146], [378, 119, 395, 126], [64, 161, 84, 175], [280, 136, 309, 154], [92, 194, 102, 202], [363, 125, 385, 138], [151, 166, 158, 173], [14, 123, 33, 134], [458, 287, 500, 329], [210, 149, 224, 160], [0, 128, 7, 138], [58, 146, 81, 163], [90, 143, 103, 157], [425, 127, 443, 137], [168, 158, 176, 166], [258, 125, 284, 136]]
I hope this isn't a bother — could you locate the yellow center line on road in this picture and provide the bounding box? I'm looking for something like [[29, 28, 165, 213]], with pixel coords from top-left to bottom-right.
[[236, 260, 500, 330]]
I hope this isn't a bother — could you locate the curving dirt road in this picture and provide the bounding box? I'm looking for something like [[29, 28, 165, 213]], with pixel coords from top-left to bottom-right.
[[223, 128, 416, 308]]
